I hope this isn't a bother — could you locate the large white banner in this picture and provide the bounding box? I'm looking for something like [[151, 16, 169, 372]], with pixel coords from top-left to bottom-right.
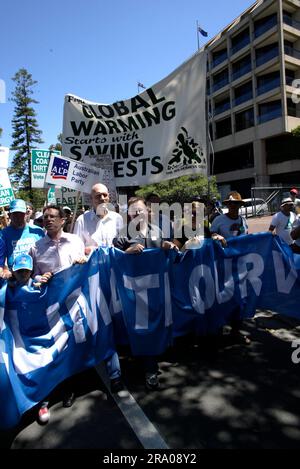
[[62, 51, 207, 187]]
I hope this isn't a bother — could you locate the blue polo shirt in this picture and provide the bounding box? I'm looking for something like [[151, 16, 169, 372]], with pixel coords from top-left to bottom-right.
[[0, 224, 45, 269]]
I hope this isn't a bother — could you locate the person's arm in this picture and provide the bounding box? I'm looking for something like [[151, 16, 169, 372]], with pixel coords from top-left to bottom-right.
[[269, 225, 275, 234], [291, 225, 300, 240], [210, 233, 227, 247]]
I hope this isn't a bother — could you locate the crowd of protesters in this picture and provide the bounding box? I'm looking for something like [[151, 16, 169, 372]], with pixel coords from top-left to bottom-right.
[[0, 184, 300, 424]]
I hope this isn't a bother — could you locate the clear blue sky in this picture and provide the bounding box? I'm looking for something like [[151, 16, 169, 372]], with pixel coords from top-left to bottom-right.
[[1, 0, 254, 152]]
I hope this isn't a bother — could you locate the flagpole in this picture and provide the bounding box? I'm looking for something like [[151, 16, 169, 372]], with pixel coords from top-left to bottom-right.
[[196, 21, 200, 50]]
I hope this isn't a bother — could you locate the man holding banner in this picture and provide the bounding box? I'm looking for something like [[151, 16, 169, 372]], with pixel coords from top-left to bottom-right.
[[74, 183, 123, 254]]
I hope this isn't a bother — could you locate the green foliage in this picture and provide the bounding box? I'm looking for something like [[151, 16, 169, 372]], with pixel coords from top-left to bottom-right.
[[135, 175, 219, 205], [49, 134, 62, 153], [291, 125, 300, 138], [14, 188, 46, 210], [10, 68, 43, 195]]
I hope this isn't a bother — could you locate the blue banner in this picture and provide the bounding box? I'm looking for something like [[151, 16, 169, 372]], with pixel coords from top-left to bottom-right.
[[1, 233, 300, 429]]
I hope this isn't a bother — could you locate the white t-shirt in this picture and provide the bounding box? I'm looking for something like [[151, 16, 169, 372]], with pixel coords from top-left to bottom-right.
[[210, 214, 248, 239], [74, 209, 123, 247], [270, 211, 296, 245]]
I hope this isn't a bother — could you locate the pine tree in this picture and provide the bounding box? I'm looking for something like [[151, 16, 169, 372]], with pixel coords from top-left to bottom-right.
[[10, 68, 43, 194]]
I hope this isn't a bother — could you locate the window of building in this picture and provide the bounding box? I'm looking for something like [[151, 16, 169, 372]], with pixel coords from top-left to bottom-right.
[[266, 134, 300, 164], [234, 80, 253, 106], [214, 143, 254, 173], [255, 42, 279, 67], [231, 28, 250, 55], [235, 108, 254, 132], [212, 68, 229, 92], [214, 96, 231, 115], [232, 54, 252, 81], [215, 116, 232, 139], [212, 47, 228, 68], [256, 71, 280, 96], [254, 13, 277, 38], [286, 69, 295, 86], [287, 98, 298, 117], [258, 100, 282, 123]]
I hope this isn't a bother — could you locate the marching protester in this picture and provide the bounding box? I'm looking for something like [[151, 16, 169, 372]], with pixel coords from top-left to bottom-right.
[[73, 183, 124, 393], [6, 253, 52, 424], [0, 199, 44, 278], [268, 197, 296, 246], [291, 200, 300, 254], [289, 187, 300, 207], [113, 196, 178, 390], [29, 205, 87, 417], [62, 206, 73, 233], [74, 183, 123, 254], [25, 202, 35, 226], [145, 193, 174, 240], [0, 210, 9, 229], [173, 200, 209, 251], [210, 191, 250, 344]]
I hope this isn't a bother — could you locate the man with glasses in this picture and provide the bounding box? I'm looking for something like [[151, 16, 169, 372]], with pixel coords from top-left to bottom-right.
[[74, 183, 123, 254]]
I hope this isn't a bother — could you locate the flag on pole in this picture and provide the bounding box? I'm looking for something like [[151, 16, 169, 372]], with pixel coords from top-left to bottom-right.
[[197, 26, 208, 37], [137, 82, 146, 89]]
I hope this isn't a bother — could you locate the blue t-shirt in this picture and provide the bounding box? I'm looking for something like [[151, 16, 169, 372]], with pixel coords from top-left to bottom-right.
[[0, 224, 45, 269]]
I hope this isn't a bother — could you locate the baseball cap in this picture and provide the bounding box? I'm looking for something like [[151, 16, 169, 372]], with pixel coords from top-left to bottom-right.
[[63, 206, 72, 214], [290, 188, 298, 195], [12, 254, 33, 272], [9, 199, 27, 214]]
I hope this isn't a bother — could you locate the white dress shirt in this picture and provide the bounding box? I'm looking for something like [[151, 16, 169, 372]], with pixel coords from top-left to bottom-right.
[[74, 209, 123, 247], [30, 232, 85, 276]]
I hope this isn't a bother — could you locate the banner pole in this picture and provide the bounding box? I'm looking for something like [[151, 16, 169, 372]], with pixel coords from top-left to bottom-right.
[[70, 191, 81, 233]]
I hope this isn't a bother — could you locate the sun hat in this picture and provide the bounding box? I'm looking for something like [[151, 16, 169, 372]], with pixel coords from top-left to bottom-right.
[[223, 191, 245, 205], [280, 197, 294, 208], [12, 254, 33, 272]]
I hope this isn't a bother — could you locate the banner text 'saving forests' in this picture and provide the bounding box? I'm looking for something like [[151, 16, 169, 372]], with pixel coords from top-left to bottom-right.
[[62, 51, 207, 187]]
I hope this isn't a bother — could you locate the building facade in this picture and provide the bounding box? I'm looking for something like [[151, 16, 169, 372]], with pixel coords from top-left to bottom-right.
[[205, 0, 300, 198]]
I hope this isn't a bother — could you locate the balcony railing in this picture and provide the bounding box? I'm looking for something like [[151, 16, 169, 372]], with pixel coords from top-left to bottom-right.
[[257, 77, 280, 96], [232, 62, 252, 81], [231, 36, 250, 55], [256, 47, 278, 66], [285, 45, 300, 60], [234, 90, 253, 106], [254, 15, 277, 38], [214, 101, 231, 115], [283, 15, 300, 31], [258, 106, 282, 124]]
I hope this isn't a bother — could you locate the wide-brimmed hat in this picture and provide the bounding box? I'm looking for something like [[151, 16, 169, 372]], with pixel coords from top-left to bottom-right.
[[223, 191, 245, 205], [280, 197, 294, 208]]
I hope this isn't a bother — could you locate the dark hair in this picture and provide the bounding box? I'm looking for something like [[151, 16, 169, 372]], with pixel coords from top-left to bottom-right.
[[145, 193, 160, 202], [128, 197, 146, 207], [43, 205, 66, 218]]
